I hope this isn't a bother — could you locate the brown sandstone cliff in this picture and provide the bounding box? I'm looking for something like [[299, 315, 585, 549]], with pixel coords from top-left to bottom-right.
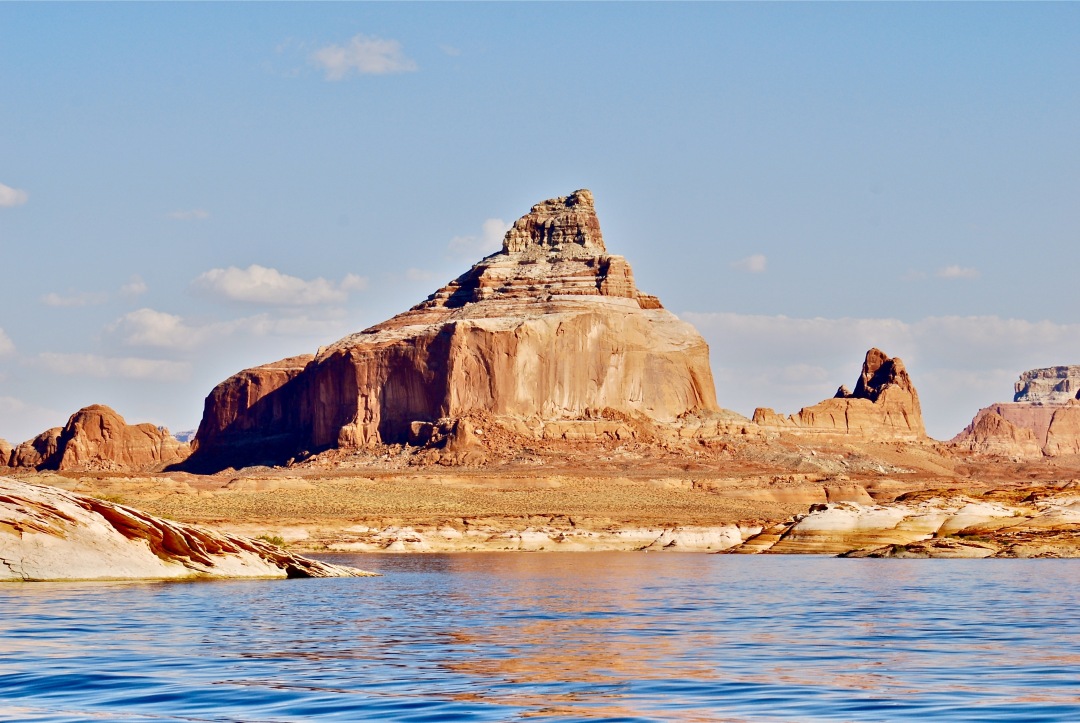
[[952, 367, 1080, 458], [11, 427, 63, 468], [185, 189, 719, 471], [0, 438, 12, 467], [752, 348, 926, 439], [9, 405, 189, 471]]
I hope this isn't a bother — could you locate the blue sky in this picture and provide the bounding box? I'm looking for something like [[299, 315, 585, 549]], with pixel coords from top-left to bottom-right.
[[2, 3, 1078, 442]]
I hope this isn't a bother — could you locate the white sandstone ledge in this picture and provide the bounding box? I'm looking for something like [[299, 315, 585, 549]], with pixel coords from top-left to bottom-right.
[[0, 477, 375, 581]]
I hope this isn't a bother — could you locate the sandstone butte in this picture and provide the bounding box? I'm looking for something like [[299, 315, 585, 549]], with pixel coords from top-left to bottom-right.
[[751, 348, 926, 440], [0, 477, 372, 581], [952, 366, 1080, 459], [183, 189, 724, 472], [3, 404, 188, 472]]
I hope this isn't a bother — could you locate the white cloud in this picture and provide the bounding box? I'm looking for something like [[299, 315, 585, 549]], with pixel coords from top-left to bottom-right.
[[731, 253, 767, 273], [937, 265, 980, 280], [339, 273, 368, 292], [311, 34, 418, 80], [166, 209, 210, 221], [0, 183, 28, 208], [108, 308, 214, 351], [41, 291, 110, 308], [120, 275, 148, 297], [683, 311, 1080, 440], [0, 396, 65, 444], [42, 276, 151, 307], [36, 353, 192, 382], [449, 218, 510, 258], [192, 264, 367, 306], [0, 328, 14, 357], [108, 307, 349, 351], [406, 268, 436, 282]]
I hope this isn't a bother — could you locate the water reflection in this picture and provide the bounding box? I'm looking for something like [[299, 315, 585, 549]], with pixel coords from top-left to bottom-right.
[[0, 555, 1078, 721]]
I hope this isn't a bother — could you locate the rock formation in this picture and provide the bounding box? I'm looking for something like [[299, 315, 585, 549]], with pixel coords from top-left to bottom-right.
[[0, 477, 373, 581], [0, 439, 11, 467], [728, 488, 1080, 558], [1044, 401, 1080, 456], [953, 367, 1080, 457], [10, 427, 62, 468], [9, 406, 189, 471], [1014, 365, 1080, 403], [185, 189, 719, 471], [950, 409, 1043, 458], [752, 348, 926, 439]]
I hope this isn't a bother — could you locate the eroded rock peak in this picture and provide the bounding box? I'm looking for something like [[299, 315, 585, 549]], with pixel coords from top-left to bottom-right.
[[502, 189, 605, 257]]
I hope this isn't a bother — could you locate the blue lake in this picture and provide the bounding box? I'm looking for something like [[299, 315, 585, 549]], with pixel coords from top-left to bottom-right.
[[1, 553, 1078, 722]]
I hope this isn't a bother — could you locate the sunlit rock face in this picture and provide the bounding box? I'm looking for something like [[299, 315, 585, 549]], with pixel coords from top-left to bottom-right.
[[186, 190, 719, 471], [1014, 366, 1080, 403], [0, 477, 372, 581], [752, 348, 926, 440], [952, 366, 1080, 458], [7, 405, 188, 471]]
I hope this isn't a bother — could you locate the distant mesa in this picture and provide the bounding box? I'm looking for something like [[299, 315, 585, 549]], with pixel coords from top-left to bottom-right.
[[4, 405, 189, 471], [1013, 365, 1080, 403], [752, 348, 926, 440], [181, 189, 721, 472], [953, 366, 1080, 458]]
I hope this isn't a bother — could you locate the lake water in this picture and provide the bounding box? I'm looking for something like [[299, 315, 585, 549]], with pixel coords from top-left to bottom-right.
[[1, 553, 1078, 722]]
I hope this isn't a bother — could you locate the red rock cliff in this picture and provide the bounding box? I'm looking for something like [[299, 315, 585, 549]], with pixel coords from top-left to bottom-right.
[[9, 405, 188, 471], [186, 189, 719, 471]]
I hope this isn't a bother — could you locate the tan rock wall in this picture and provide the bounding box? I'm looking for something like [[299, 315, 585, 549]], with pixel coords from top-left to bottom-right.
[[1044, 402, 1080, 456]]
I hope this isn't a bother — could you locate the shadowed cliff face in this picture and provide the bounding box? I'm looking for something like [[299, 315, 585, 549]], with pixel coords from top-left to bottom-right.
[[181, 190, 720, 473]]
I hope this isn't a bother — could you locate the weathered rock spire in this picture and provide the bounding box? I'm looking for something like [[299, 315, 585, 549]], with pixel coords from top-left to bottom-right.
[[502, 189, 606, 257]]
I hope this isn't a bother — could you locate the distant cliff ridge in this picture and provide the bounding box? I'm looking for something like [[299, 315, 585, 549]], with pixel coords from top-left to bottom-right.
[[1014, 366, 1080, 403], [953, 365, 1080, 458]]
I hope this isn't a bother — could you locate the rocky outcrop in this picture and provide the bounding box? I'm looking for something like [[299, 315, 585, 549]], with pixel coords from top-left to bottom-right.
[[10, 427, 63, 468], [1014, 366, 1080, 403], [55, 405, 189, 471], [0, 439, 11, 467], [185, 189, 719, 471], [953, 367, 1080, 458], [951, 409, 1043, 458], [752, 348, 925, 439], [9, 406, 189, 471], [728, 489, 1080, 558], [190, 356, 315, 469], [0, 477, 374, 581]]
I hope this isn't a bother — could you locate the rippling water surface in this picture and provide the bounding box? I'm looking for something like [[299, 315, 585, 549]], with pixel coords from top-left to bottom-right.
[[1, 554, 1078, 722]]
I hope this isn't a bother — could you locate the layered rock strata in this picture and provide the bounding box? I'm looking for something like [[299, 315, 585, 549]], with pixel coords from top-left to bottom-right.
[[1014, 366, 1080, 403], [752, 348, 925, 439], [186, 189, 719, 471], [953, 366, 1080, 458], [728, 489, 1080, 558], [8, 405, 189, 471], [0, 477, 373, 581]]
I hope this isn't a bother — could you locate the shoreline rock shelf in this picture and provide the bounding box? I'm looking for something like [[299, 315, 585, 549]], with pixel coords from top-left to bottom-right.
[[0, 477, 374, 581]]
